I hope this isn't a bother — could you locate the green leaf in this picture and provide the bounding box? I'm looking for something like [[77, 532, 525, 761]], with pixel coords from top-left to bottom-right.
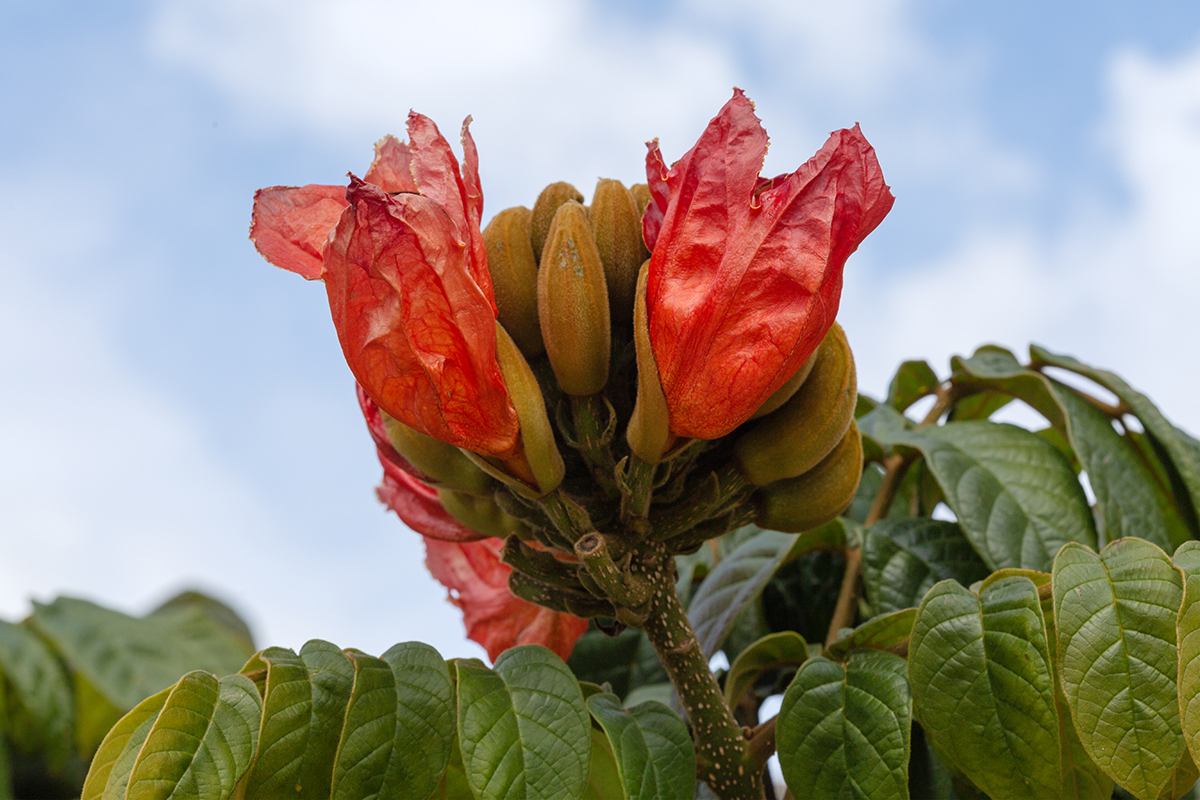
[[948, 389, 1013, 422], [862, 518, 990, 614], [0, 619, 74, 769], [81, 686, 171, 800], [1175, 541, 1200, 771], [622, 683, 674, 709], [582, 728, 623, 800], [723, 631, 808, 708], [689, 524, 845, 657], [149, 590, 255, 655], [456, 645, 591, 800], [567, 627, 667, 700], [776, 650, 912, 800], [331, 643, 455, 800], [825, 608, 916, 662], [909, 577, 1061, 799], [126, 671, 262, 800], [879, 421, 1096, 571], [1032, 344, 1200, 530], [587, 694, 695, 800], [239, 641, 356, 800], [30, 596, 254, 713], [857, 404, 912, 452], [887, 360, 940, 412], [1160, 749, 1200, 800], [75, 672, 124, 758], [955, 346, 1186, 550], [1052, 539, 1184, 799]]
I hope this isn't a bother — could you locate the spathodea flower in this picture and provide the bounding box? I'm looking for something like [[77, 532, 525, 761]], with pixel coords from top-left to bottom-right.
[[641, 89, 894, 440], [251, 113, 520, 459]]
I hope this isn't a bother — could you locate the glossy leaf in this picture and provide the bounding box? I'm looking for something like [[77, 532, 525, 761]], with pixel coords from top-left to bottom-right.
[[689, 524, 845, 657], [880, 420, 1095, 570], [909, 577, 1061, 799], [1032, 345, 1200, 529], [582, 728, 624, 800], [81, 686, 170, 800], [239, 643, 352, 800], [0, 619, 74, 768], [331, 643, 455, 800], [126, 671, 261, 800], [825, 608, 916, 661], [1176, 541, 1200, 770], [861, 518, 990, 614], [887, 359, 939, 412], [1053, 539, 1184, 799], [777, 650, 912, 800], [567, 627, 668, 700], [723, 631, 808, 708], [456, 645, 591, 800], [954, 346, 1185, 550], [29, 597, 253, 713], [587, 693, 695, 800]]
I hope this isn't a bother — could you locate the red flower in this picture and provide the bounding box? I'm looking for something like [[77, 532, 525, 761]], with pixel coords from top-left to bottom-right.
[[423, 537, 588, 662], [251, 113, 519, 457], [642, 89, 893, 440]]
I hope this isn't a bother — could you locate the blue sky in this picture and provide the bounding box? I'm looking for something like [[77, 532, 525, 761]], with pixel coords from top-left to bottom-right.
[[2, 0, 1199, 660]]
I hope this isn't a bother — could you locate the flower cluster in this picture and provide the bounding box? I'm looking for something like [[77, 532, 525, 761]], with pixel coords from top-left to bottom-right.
[[252, 90, 892, 660]]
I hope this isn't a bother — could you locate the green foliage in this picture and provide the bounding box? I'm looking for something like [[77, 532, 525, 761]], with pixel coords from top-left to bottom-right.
[[12, 342, 1200, 800], [0, 592, 254, 798]]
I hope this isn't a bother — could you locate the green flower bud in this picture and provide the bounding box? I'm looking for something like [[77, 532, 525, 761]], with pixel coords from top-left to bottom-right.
[[590, 178, 646, 329], [483, 206, 543, 357], [629, 183, 652, 217], [530, 181, 584, 262], [734, 322, 857, 485], [437, 487, 525, 537], [626, 259, 672, 464], [753, 421, 863, 532], [382, 414, 494, 496], [538, 201, 611, 396], [463, 322, 565, 497]]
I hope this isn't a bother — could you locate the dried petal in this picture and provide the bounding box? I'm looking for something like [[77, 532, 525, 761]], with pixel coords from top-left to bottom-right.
[[424, 537, 588, 661], [324, 176, 519, 455], [250, 185, 347, 280], [645, 89, 893, 439], [376, 460, 487, 542], [364, 135, 418, 193]]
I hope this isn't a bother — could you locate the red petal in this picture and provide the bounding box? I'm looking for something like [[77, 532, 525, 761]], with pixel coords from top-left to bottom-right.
[[647, 90, 893, 439], [356, 382, 439, 483], [250, 185, 347, 280], [377, 461, 488, 542], [324, 176, 518, 455], [642, 140, 670, 251], [406, 113, 496, 314], [424, 538, 588, 661], [364, 135, 419, 193]]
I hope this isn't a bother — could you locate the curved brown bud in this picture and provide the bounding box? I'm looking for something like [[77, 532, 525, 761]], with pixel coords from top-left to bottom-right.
[[483, 206, 543, 357]]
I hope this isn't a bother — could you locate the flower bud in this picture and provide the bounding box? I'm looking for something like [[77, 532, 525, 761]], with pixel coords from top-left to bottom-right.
[[437, 487, 525, 537], [382, 414, 494, 496], [483, 206, 543, 358], [629, 183, 652, 217], [750, 344, 821, 420], [590, 179, 646, 328], [464, 322, 565, 497], [626, 260, 672, 463], [733, 322, 856, 485], [531, 181, 584, 262], [753, 421, 863, 532], [538, 201, 611, 396]]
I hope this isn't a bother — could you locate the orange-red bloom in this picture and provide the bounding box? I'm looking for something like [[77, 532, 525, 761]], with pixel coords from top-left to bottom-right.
[[423, 537, 589, 662], [642, 89, 894, 440], [251, 113, 519, 457]]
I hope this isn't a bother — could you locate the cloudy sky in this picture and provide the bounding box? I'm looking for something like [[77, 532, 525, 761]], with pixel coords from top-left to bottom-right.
[[2, 0, 1199, 660]]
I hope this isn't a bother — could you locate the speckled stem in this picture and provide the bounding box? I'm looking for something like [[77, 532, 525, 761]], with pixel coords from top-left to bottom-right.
[[640, 558, 763, 800]]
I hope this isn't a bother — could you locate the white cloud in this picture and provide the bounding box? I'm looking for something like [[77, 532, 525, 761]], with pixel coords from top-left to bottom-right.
[[149, 0, 738, 210], [842, 36, 1200, 437]]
